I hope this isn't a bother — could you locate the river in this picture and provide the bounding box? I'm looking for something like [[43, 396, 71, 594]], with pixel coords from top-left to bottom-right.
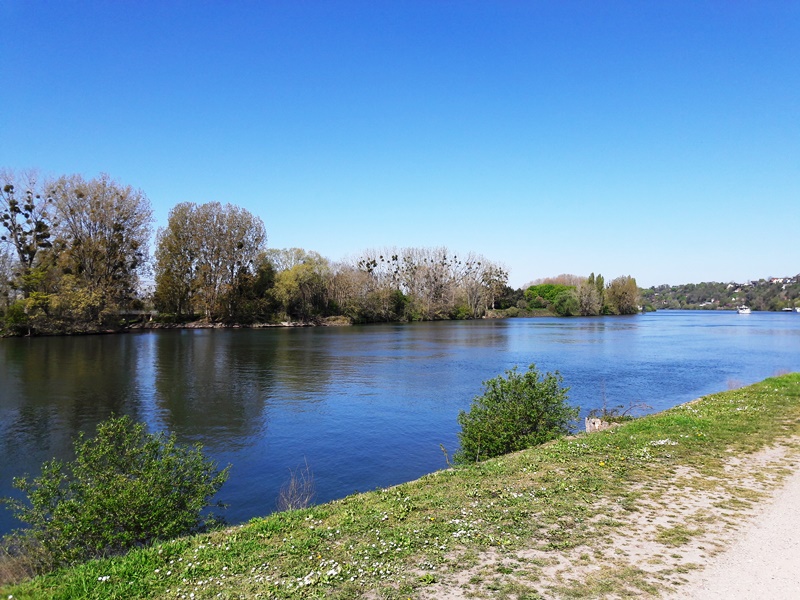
[[2, 310, 799, 535]]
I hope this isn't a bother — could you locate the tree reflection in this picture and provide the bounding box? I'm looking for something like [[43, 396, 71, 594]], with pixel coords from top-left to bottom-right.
[[152, 330, 278, 445]]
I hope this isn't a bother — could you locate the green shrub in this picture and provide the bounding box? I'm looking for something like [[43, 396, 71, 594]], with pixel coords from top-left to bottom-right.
[[455, 364, 579, 463], [552, 289, 580, 316], [2, 300, 29, 334], [1, 416, 229, 569], [451, 304, 472, 320]]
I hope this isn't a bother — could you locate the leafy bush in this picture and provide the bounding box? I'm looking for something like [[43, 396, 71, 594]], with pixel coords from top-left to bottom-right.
[[455, 364, 579, 463], [2, 416, 229, 569], [450, 304, 472, 320], [524, 284, 575, 310], [1, 300, 29, 335], [552, 289, 580, 316]]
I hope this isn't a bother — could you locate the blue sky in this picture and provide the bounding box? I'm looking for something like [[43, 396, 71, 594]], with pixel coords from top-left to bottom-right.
[[1, 1, 797, 288]]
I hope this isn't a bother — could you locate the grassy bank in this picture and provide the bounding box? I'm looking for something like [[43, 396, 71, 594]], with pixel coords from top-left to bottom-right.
[[3, 374, 800, 599]]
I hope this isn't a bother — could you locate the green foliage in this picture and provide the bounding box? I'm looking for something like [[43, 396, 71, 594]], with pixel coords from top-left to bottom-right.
[[455, 365, 579, 463], [552, 289, 579, 316], [154, 201, 266, 321], [495, 285, 524, 309], [273, 253, 331, 321], [524, 284, 575, 310], [1, 293, 53, 335], [605, 275, 640, 315], [451, 303, 472, 320], [2, 300, 29, 334], [643, 276, 800, 312], [2, 416, 229, 569]]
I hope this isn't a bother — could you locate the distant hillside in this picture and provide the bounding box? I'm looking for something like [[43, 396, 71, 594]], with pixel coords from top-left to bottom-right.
[[642, 276, 800, 311]]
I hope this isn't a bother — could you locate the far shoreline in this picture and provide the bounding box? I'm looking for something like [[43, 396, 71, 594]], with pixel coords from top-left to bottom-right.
[[3, 307, 794, 338]]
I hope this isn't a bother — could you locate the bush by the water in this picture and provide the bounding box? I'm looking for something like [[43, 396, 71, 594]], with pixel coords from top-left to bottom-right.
[[1, 416, 229, 569], [455, 364, 579, 463]]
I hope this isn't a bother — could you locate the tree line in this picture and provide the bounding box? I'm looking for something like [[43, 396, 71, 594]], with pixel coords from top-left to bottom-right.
[[153, 199, 510, 324], [0, 170, 511, 334], [519, 272, 640, 316], [642, 277, 800, 312], [1, 169, 642, 335], [486, 273, 640, 317], [1, 170, 152, 334]]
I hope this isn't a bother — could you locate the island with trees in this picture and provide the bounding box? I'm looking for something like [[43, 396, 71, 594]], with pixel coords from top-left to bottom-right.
[[0, 168, 653, 336], [6, 167, 796, 338]]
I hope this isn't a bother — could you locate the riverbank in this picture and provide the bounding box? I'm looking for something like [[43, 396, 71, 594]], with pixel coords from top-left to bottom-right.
[[0, 316, 353, 337], [130, 317, 348, 330], [0, 307, 600, 337], [3, 373, 799, 599]]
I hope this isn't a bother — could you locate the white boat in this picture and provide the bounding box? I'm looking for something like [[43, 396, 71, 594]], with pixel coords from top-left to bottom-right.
[[737, 305, 751, 314]]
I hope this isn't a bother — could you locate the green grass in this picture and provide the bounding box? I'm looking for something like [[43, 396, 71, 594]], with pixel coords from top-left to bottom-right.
[[3, 373, 800, 599]]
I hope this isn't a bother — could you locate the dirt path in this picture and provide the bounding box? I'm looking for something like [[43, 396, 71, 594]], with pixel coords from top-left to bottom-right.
[[661, 460, 800, 599], [416, 440, 800, 599]]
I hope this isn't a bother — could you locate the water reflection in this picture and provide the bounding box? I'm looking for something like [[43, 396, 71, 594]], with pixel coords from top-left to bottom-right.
[[0, 336, 147, 458], [152, 330, 275, 444], [2, 312, 800, 536]]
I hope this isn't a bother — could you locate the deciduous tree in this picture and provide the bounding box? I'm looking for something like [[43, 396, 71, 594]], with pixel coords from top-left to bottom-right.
[[272, 250, 330, 320], [577, 277, 601, 316], [153, 202, 266, 321], [49, 174, 153, 314], [0, 170, 55, 297], [606, 275, 640, 315], [552, 288, 580, 316]]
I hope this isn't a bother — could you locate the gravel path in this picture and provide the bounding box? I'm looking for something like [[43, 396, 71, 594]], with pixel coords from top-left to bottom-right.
[[662, 464, 800, 599]]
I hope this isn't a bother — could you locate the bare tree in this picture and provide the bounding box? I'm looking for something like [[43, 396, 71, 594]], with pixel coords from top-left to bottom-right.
[[264, 248, 312, 273], [577, 279, 601, 316], [606, 275, 640, 315], [354, 247, 506, 320], [0, 244, 16, 309], [0, 169, 55, 296]]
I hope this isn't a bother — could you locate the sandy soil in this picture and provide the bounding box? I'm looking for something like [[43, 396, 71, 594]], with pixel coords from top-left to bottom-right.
[[414, 440, 800, 599], [660, 460, 800, 599]]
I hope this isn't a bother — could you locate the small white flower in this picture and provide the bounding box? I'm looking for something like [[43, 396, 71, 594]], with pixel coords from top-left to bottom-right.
[[650, 438, 677, 446]]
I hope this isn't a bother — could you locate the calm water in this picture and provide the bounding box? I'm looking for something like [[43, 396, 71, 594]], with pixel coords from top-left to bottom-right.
[[2, 311, 800, 535]]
